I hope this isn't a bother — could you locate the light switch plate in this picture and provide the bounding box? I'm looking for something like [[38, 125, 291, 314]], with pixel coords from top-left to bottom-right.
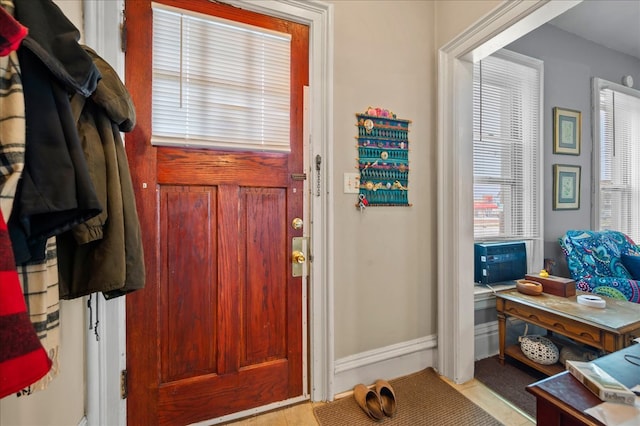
[[343, 173, 360, 193]]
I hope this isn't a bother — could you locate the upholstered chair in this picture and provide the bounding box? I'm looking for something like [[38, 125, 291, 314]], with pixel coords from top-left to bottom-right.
[[559, 230, 640, 303]]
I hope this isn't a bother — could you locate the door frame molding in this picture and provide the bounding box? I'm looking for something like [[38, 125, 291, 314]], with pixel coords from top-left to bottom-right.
[[83, 3, 127, 425], [436, 0, 581, 383], [84, 1, 333, 424]]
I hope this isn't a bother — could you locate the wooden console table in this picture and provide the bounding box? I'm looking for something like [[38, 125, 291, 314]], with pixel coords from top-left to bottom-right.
[[526, 344, 640, 426], [495, 289, 640, 375]]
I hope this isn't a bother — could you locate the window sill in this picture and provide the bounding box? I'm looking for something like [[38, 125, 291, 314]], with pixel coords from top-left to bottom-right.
[[474, 281, 517, 311]]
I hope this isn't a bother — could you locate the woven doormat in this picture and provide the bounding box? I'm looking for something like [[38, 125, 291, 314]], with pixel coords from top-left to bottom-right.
[[314, 368, 503, 426]]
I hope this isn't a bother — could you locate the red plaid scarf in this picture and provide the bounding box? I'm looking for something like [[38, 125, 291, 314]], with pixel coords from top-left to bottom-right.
[[0, 210, 51, 398], [0, 3, 26, 56]]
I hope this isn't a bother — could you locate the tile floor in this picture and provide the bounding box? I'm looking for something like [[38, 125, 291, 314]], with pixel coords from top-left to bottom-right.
[[223, 377, 535, 426]]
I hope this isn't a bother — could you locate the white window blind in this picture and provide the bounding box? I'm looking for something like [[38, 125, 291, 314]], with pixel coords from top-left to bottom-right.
[[151, 3, 292, 152], [473, 51, 543, 250], [594, 78, 640, 242]]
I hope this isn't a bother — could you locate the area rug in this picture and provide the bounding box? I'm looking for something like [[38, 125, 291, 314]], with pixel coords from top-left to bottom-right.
[[313, 368, 502, 425], [474, 355, 546, 418]]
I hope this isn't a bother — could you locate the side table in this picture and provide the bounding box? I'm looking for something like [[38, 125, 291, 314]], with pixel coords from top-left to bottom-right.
[[495, 289, 640, 376]]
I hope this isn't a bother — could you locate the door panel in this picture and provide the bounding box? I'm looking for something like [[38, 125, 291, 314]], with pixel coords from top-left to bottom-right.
[[240, 187, 288, 366], [124, 1, 309, 424], [160, 186, 217, 383]]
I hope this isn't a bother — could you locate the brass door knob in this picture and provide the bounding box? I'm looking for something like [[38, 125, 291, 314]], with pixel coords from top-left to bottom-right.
[[292, 251, 306, 264]]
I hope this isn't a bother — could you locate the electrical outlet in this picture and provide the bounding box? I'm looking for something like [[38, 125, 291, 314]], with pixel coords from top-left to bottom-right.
[[343, 173, 360, 194]]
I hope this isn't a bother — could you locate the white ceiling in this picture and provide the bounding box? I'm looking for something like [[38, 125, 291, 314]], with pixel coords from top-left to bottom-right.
[[548, 0, 640, 60]]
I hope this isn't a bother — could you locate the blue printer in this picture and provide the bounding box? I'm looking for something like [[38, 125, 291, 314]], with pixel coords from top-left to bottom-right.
[[474, 241, 527, 284]]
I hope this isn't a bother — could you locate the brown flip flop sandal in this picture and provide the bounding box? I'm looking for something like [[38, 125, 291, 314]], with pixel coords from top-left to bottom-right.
[[375, 379, 397, 417], [353, 383, 385, 421]]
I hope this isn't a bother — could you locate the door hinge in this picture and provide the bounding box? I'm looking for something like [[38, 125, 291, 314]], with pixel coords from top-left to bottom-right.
[[120, 10, 127, 53], [120, 369, 128, 399]]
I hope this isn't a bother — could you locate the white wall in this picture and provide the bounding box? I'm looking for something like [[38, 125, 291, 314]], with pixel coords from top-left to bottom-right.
[[329, 0, 435, 359], [0, 2, 86, 426], [0, 296, 84, 426]]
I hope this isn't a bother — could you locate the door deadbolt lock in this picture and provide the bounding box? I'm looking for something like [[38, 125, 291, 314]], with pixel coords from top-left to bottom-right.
[[292, 237, 307, 277], [291, 218, 303, 230]]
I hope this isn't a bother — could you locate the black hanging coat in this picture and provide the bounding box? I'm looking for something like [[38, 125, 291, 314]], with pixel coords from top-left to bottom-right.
[[9, 0, 102, 263]]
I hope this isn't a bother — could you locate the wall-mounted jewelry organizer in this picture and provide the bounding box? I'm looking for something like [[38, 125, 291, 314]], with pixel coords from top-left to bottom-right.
[[355, 107, 411, 208]]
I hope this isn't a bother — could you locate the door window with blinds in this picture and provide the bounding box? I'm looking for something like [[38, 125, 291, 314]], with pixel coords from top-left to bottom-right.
[[151, 3, 292, 152], [473, 50, 543, 264], [593, 78, 640, 242]]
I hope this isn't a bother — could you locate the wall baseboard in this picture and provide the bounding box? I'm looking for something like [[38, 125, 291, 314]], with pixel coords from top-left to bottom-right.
[[474, 320, 499, 360], [77, 416, 88, 426], [332, 335, 437, 397], [331, 320, 527, 399]]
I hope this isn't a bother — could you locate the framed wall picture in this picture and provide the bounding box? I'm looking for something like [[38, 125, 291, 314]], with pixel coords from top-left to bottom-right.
[[553, 164, 581, 210], [553, 107, 581, 155]]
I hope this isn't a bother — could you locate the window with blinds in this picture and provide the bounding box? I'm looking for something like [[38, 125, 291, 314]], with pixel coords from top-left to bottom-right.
[[151, 3, 292, 152], [472, 50, 543, 248], [593, 78, 640, 242]]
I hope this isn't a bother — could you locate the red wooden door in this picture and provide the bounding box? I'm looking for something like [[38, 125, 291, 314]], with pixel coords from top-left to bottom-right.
[[123, 1, 309, 424]]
